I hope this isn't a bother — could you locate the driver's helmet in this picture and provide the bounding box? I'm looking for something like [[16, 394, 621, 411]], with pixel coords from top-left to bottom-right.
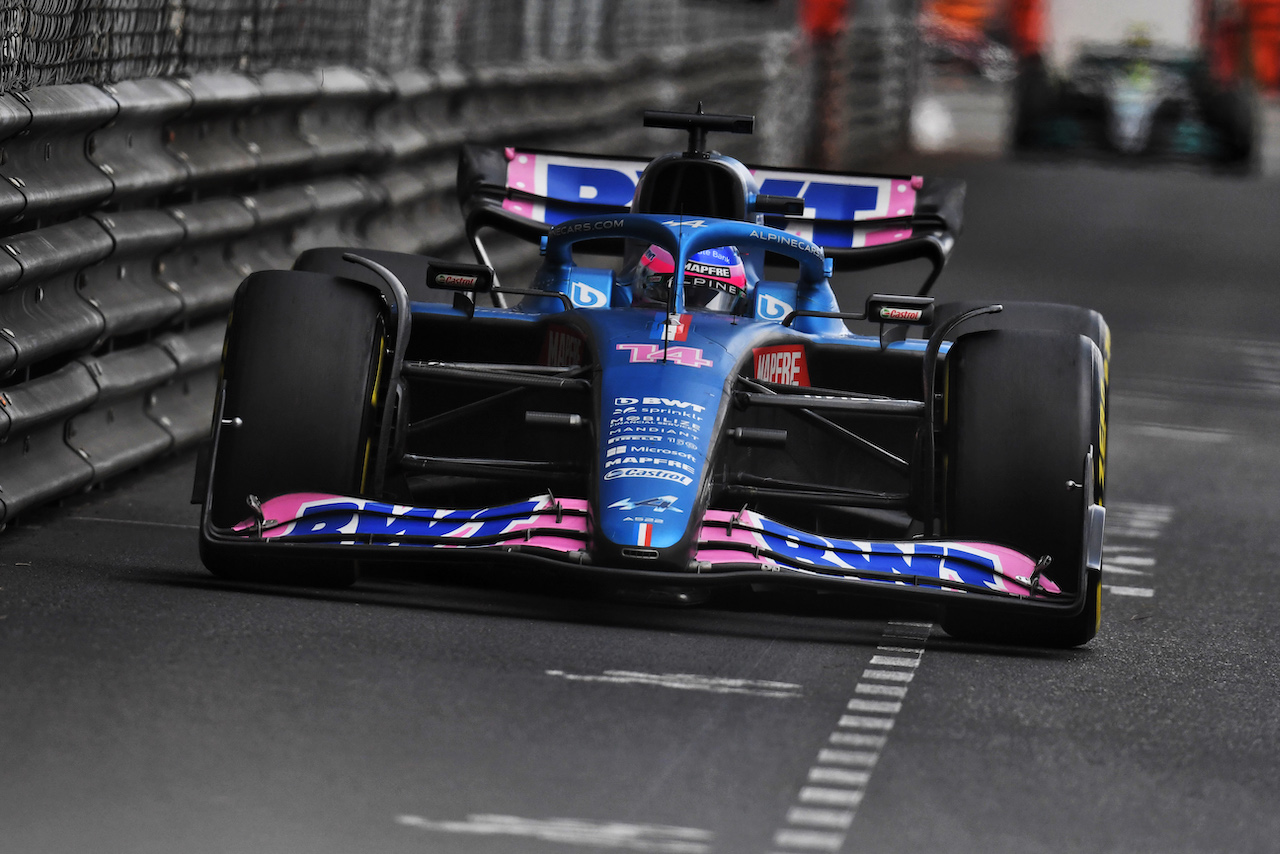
[[631, 244, 748, 312]]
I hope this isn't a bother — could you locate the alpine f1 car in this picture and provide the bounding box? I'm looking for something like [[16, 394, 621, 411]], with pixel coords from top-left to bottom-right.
[[195, 108, 1110, 647], [1012, 43, 1256, 171]]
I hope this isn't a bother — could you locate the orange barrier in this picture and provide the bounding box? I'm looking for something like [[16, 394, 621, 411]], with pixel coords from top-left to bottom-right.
[[1008, 0, 1047, 58], [1244, 0, 1280, 87], [928, 0, 994, 31]]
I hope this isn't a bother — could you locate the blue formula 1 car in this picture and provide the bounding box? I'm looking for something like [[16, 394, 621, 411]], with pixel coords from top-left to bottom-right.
[[194, 109, 1109, 647]]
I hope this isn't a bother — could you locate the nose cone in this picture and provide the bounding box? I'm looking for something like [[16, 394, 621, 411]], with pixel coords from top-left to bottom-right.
[[586, 310, 734, 569]]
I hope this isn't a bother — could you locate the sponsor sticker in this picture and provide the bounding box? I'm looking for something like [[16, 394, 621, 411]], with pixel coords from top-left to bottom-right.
[[757, 292, 794, 321], [435, 273, 478, 288], [549, 218, 626, 236], [753, 344, 810, 387], [878, 306, 923, 322], [616, 343, 713, 368], [570, 280, 609, 308], [603, 468, 694, 486], [613, 396, 706, 414], [540, 325, 586, 367]]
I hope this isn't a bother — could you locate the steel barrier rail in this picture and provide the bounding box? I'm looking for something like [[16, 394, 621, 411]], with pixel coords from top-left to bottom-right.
[[93, 80, 193, 205], [0, 30, 806, 529], [0, 85, 119, 224]]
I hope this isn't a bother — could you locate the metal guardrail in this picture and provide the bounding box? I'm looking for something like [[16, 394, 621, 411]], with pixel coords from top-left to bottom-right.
[[0, 30, 789, 528]]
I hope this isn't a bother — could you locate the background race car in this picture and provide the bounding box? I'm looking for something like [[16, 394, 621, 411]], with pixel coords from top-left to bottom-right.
[[1012, 41, 1257, 170]]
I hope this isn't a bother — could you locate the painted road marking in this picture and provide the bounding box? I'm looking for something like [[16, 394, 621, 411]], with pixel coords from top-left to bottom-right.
[[68, 516, 198, 530], [545, 670, 802, 698], [1104, 586, 1156, 598], [817, 748, 877, 767], [785, 807, 854, 829], [808, 768, 871, 786], [1105, 502, 1174, 539], [798, 786, 864, 807], [846, 698, 902, 713], [1130, 424, 1233, 443], [396, 814, 712, 853], [1102, 502, 1173, 600], [860, 668, 913, 682], [772, 828, 845, 851], [828, 732, 886, 748], [771, 621, 931, 854]]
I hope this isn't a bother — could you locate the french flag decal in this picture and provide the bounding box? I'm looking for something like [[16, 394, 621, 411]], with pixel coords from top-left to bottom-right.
[[650, 312, 691, 341], [638, 523, 654, 546]]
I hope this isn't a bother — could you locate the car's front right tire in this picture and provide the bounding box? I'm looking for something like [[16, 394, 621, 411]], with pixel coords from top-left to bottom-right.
[[201, 270, 387, 587]]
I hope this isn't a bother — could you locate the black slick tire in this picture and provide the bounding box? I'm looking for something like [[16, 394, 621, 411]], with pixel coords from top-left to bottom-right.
[[940, 329, 1104, 647], [929, 300, 1109, 503], [200, 270, 386, 586]]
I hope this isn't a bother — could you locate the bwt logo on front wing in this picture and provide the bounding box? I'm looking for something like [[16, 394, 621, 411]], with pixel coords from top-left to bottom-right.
[[753, 344, 810, 386]]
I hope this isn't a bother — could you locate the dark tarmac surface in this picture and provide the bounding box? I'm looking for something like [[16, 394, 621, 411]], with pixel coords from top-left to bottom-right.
[[3, 158, 1279, 853]]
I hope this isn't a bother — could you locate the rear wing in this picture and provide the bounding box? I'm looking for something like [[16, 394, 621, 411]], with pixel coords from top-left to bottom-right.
[[457, 145, 966, 293]]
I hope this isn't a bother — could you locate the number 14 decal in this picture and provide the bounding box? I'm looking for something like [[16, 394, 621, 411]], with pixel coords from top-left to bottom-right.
[[616, 343, 713, 368]]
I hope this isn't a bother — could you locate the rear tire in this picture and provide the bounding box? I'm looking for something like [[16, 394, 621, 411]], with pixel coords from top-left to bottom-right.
[[201, 270, 387, 586], [940, 329, 1104, 647]]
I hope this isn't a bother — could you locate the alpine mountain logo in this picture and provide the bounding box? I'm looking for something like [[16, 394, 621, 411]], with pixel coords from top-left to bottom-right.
[[607, 496, 683, 513]]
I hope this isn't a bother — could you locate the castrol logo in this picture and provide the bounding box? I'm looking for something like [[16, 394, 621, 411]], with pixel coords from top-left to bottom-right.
[[879, 306, 923, 322], [436, 273, 478, 287]]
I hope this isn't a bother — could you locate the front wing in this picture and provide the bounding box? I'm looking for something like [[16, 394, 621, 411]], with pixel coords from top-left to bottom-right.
[[205, 492, 1094, 617]]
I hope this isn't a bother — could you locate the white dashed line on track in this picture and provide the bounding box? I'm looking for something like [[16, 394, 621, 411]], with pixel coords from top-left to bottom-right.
[[395, 814, 713, 852], [545, 669, 803, 698], [1102, 502, 1174, 599], [1130, 424, 1234, 443], [769, 620, 931, 854], [68, 516, 198, 530]]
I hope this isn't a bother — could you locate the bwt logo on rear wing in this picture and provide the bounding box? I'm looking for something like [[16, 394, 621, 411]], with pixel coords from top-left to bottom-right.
[[467, 147, 922, 230]]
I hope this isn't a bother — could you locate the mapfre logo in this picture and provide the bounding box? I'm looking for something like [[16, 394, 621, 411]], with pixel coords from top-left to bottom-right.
[[540, 326, 585, 367], [753, 344, 810, 387]]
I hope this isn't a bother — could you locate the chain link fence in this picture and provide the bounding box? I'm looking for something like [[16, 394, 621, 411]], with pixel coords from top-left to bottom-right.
[[2, 0, 791, 93]]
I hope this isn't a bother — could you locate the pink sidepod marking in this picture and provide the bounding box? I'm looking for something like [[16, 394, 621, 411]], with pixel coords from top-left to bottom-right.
[[862, 227, 913, 247], [888, 178, 918, 218], [503, 199, 534, 218], [506, 150, 538, 195]]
